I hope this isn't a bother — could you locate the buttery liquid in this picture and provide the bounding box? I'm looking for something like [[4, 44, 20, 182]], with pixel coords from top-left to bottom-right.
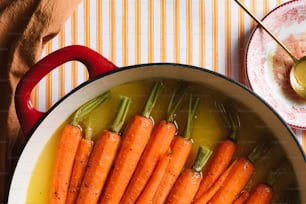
[[294, 60, 306, 87], [26, 79, 298, 203]]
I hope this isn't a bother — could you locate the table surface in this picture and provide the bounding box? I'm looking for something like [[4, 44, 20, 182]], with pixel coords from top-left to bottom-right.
[[32, 0, 305, 152]]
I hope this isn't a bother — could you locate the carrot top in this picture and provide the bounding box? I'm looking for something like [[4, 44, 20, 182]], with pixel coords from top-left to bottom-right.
[[183, 95, 200, 140], [167, 81, 189, 123], [247, 139, 272, 164], [192, 145, 213, 172], [266, 158, 290, 187], [109, 96, 132, 134], [141, 81, 164, 118], [215, 103, 240, 142], [71, 90, 111, 126]]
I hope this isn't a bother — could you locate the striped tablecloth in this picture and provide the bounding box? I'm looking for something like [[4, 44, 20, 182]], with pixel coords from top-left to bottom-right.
[[33, 0, 305, 152]]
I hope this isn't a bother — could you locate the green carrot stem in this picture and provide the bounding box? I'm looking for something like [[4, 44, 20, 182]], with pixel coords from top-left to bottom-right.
[[142, 81, 164, 118], [192, 145, 213, 172], [71, 90, 111, 126], [84, 119, 94, 140], [183, 95, 200, 140], [167, 81, 189, 123], [110, 96, 132, 134], [266, 158, 289, 187], [247, 139, 272, 164]]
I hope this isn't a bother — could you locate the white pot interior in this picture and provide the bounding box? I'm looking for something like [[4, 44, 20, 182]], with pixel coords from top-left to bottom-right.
[[9, 64, 305, 203]]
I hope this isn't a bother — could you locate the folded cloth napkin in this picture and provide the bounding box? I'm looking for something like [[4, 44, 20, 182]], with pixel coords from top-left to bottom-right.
[[0, 0, 81, 202]]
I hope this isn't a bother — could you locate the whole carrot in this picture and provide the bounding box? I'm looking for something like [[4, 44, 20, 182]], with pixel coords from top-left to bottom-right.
[[152, 95, 200, 204], [195, 103, 240, 200], [166, 145, 213, 204], [99, 81, 164, 204], [207, 141, 272, 204], [50, 91, 110, 204], [76, 96, 131, 204], [135, 152, 171, 204], [66, 117, 98, 204], [120, 81, 189, 204]]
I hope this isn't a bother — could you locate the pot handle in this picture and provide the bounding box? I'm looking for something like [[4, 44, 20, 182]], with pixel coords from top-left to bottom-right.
[[15, 45, 118, 136]]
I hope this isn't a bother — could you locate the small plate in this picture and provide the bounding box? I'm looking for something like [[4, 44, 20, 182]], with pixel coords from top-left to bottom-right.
[[246, 0, 306, 129]]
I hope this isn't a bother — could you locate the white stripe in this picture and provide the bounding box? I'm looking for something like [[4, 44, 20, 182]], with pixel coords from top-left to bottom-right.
[[153, 0, 161, 62], [127, 1, 135, 66], [179, 0, 187, 64], [192, 1, 200, 67]]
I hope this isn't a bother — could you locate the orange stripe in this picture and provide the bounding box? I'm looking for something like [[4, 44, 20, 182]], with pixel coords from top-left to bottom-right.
[[97, 0, 102, 53], [148, 0, 154, 62], [32, 86, 38, 109], [46, 42, 52, 109], [199, 0, 205, 67], [263, 0, 269, 15], [72, 10, 78, 88], [160, 0, 166, 61], [135, 0, 141, 64], [174, 0, 180, 63], [251, 0, 256, 28], [122, 0, 128, 66], [186, 0, 192, 64], [276, 0, 282, 6], [59, 29, 65, 98], [238, 0, 245, 83], [212, 0, 218, 71], [225, 0, 231, 76], [84, 0, 90, 80], [110, 0, 116, 62]]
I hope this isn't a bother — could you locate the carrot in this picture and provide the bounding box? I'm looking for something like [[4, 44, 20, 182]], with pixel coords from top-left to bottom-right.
[[244, 183, 273, 204], [195, 103, 240, 200], [166, 145, 213, 204], [99, 81, 164, 204], [207, 141, 272, 204], [66, 118, 98, 204], [50, 91, 111, 204], [244, 158, 288, 204], [135, 152, 171, 204], [194, 140, 271, 204], [152, 95, 200, 204], [193, 159, 236, 204], [76, 96, 131, 204], [120, 81, 189, 204], [66, 138, 93, 204], [232, 190, 250, 204]]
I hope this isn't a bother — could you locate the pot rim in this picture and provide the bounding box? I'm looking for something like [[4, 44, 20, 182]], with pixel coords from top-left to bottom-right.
[[24, 62, 304, 160]]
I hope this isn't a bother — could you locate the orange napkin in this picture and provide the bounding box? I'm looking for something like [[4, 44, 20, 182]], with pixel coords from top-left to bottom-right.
[[0, 0, 81, 202]]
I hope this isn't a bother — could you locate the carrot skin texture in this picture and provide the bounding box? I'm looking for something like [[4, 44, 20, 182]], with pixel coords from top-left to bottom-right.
[[208, 157, 255, 204], [232, 190, 250, 204], [195, 139, 236, 199], [244, 183, 273, 204], [50, 124, 82, 204], [166, 168, 202, 204], [76, 130, 120, 204], [152, 135, 193, 204], [99, 116, 153, 204], [120, 120, 177, 204], [66, 138, 93, 204], [136, 153, 170, 204], [193, 160, 235, 204]]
